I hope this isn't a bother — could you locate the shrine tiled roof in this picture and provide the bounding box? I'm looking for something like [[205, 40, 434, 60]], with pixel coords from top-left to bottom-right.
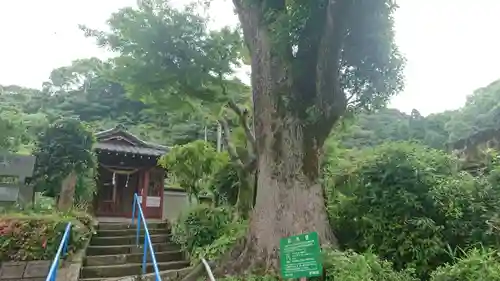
[[93, 125, 169, 157], [93, 142, 167, 157]]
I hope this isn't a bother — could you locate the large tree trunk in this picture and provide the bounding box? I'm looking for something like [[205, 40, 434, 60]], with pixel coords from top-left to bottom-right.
[[219, 115, 336, 274], [215, 0, 350, 275]]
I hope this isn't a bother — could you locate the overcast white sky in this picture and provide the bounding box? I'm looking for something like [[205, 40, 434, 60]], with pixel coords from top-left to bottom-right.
[[1, 0, 500, 115]]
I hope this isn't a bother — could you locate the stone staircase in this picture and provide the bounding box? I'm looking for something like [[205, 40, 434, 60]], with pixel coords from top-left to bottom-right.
[[79, 222, 190, 281]]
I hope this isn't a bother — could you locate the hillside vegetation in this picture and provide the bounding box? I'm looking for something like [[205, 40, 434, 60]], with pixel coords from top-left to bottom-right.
[[3, 1, 500, 279]]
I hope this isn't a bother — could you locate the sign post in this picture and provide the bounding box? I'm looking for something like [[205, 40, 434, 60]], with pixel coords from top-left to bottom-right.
[[279, 232, 323, 279]]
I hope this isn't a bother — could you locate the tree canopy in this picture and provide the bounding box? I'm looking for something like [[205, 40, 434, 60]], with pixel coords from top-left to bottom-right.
[[81, 1, 248, 118], [32, 118, 96, 209]]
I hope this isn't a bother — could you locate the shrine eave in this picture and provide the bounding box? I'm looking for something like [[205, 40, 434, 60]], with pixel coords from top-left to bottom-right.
[[94, 142, 166, 157], [94, 125, 170, 157]]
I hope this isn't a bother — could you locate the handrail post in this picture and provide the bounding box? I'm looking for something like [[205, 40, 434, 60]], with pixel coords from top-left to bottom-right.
[[51, 266, 58, 281], [134, 193, 141, 246], [131, 194, 137, 225], [62, 231, 69, 257], [136, 211, 141, 246], [142, 237, 148, 274], [201, 258, 216, 281], [130, 192, 162, 280], [46, 223, 72, 281]]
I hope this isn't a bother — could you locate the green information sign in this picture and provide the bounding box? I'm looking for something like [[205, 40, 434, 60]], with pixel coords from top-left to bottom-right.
[[279, 232, 322, 279]]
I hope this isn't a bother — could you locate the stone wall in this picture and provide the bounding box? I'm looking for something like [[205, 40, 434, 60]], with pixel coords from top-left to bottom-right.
[[163, 189, 190, 222], [0, 261, 50, 281], [0, 260, 80, 281]]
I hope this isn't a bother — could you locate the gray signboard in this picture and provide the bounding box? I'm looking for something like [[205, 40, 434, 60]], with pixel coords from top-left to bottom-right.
[[0, 185, 19, 201], [0, 153, 35, 204], [0, 153, 36, 181]]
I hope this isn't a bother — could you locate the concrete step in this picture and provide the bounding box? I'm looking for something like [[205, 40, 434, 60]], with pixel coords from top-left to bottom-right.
[[78, 267, 193, 281], [84, 250, 185, 266], [80, 260, 190, 279], [86, 243, 181, 256], [94, 228, 169, 238], [91, 234, 171, 246], [97, 222, 168, 231]]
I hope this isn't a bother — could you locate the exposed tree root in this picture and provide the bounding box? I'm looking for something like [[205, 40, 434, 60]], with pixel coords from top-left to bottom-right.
[[212, 230, 284, 277]]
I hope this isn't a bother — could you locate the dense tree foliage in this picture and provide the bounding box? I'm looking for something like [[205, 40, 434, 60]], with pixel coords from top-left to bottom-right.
[[32, 118, 96, 210], [0, 59, 225, 152], [325, 142, 500, 278], [335, 78, 500, 151], [334, 108, 456, 150], [446, 80, 500, 143], [159, 140, 227, 201], [2, 50, 500, 159]]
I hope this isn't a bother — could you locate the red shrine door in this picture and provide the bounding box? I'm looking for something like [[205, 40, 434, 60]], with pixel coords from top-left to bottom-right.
[[138, 168, 164, 219], [95, 166, 140, 217]]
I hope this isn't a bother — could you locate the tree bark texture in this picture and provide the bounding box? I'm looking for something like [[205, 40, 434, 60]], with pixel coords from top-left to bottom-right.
[[216, 0, 352, 274]]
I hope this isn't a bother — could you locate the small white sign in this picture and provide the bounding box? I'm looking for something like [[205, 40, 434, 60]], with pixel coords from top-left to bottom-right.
[[146, 196, 161, 207], [137, 196, 161, 207]]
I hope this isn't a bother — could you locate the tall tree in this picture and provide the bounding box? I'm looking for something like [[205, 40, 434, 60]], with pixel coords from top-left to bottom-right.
[[32, 118, 95, 210], [222, 0, 405, 271], [446, 79, 500, 143]]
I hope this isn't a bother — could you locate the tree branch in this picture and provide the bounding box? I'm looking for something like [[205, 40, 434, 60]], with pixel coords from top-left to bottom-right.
[[227, 100, 257, 154], [231, 0, 261, 55], [217, 69, 257, 171], [217, 72, 257, 162], [293, 1, 329, 106], [309, 0, 353, 145], [219, 117, 245, 170], [233, 0, 289, 59]]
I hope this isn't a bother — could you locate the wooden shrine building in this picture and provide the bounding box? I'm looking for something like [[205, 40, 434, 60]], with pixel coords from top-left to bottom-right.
[[92, 125, 169, 219]]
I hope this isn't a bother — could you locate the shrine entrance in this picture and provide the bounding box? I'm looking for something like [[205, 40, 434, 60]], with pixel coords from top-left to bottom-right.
[[93, 125, 168, 219]]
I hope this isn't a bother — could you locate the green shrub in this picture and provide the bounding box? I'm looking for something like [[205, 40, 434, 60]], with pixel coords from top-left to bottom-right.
[[326, 142, 500, 277], [0, 212, 93, 261], [321, 249, 417, 281], [219, 249, 415, 281], [192, 220, 248, 263], [430, 248, 500, 281], [172, 205, 232, 254], [210, 162, 240, 206]]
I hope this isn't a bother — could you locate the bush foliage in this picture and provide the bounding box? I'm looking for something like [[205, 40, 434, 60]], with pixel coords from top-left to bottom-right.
[[430, 248, 500, 281], [172, 204, 232, 254], [321, 249, 417, 281], [191, 220, 248, 263], [0, 211, 93, 261], [326, 142, 500, 277], [220, 249, 416, 281]]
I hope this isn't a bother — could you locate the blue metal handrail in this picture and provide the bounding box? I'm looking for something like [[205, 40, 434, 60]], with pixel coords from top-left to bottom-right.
[[131, 193, 162, 281], [45, 222, 71, 281]]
